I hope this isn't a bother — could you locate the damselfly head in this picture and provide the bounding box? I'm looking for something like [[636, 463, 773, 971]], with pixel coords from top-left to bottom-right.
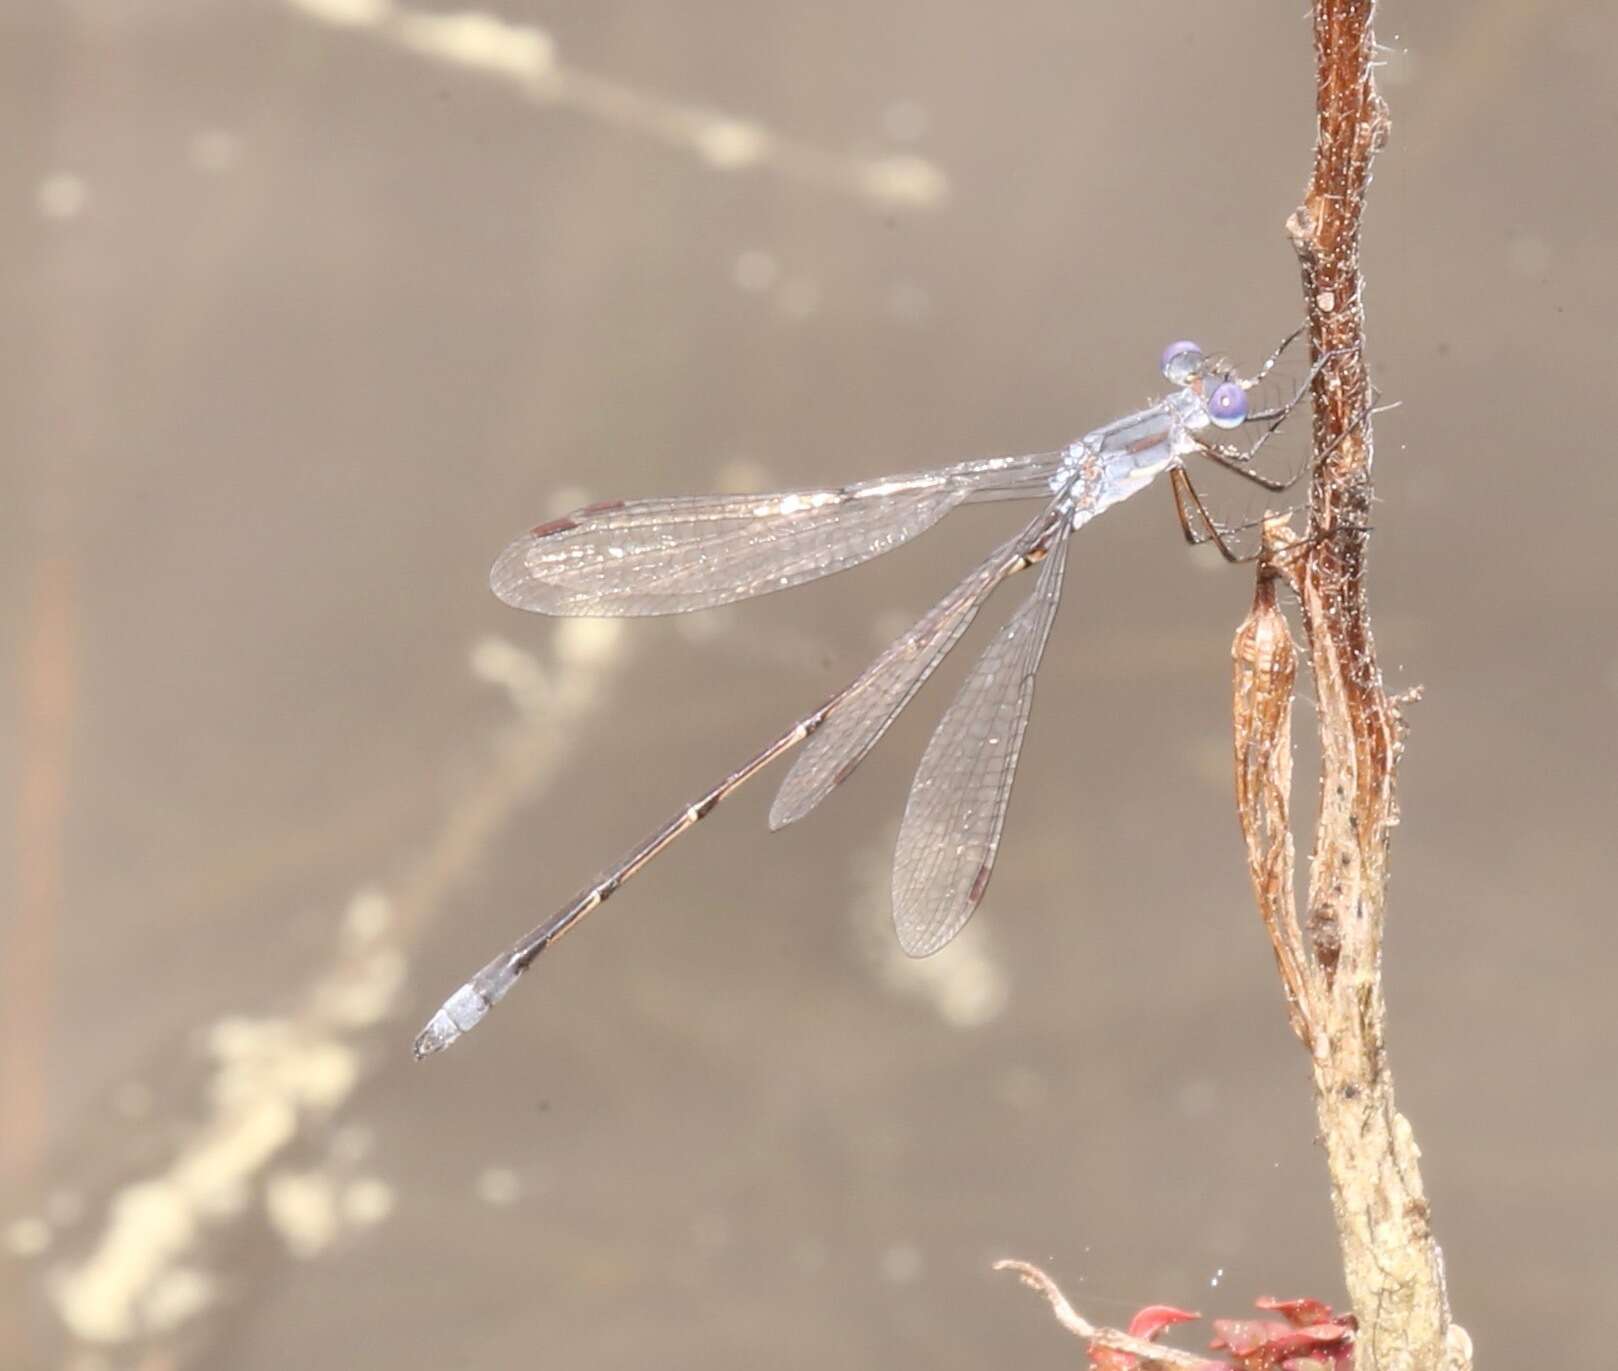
[[1160, 339, 1206, 385]]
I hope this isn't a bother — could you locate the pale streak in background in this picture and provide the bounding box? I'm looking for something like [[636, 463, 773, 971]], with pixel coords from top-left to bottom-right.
[[283, 0, 949, 209], [27, 623, 628, 1349]]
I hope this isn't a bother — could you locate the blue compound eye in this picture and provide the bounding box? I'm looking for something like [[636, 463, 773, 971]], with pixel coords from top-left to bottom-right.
[[1208, 379, 1249, 429], [1160, 339, 1203, 381]]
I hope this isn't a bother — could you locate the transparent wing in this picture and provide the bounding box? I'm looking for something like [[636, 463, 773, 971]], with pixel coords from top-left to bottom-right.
[[490, 452, 1066, 617], [890, 528, 1071, 956], [769, 515, 1049, 830]]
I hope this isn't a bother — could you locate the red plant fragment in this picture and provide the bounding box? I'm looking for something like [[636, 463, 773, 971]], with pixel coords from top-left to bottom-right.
[[1254, 1297, 1344, 1328], [1078, 1295, 1353, 1371], [1090, 1304, 1202, 1371], [1209, 1295, 1355, 1371], [1128, 1305, 1201, 1340]]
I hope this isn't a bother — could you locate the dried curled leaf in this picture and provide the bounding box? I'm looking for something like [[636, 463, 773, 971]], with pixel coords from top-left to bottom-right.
[[1231, 529, 1313, 1044]]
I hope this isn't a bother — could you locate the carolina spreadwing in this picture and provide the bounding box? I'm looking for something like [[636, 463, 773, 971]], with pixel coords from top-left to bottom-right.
[[414, 334, 1314, 1059]]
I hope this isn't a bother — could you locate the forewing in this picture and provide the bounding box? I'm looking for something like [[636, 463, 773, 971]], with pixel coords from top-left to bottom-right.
[[769, 516, 1050, 830], [890, 530, 1070, 956], [490, 453, 1066, 617]]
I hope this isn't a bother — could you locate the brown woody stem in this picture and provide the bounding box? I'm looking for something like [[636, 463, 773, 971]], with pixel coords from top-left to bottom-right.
[[1231, 3, 1473, 1368]]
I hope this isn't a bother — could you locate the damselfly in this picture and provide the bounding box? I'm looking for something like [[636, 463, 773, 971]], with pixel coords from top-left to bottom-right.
[[414, 335, 1310, 1059]]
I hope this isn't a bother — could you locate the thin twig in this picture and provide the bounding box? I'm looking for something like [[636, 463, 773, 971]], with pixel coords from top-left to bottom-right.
[[1230, 3, 1472, 1368], [993, 1262, 1213, 1371]]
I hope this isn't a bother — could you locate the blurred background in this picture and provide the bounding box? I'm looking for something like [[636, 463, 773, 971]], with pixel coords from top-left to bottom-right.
[[4, 2, 1614, 1366]]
